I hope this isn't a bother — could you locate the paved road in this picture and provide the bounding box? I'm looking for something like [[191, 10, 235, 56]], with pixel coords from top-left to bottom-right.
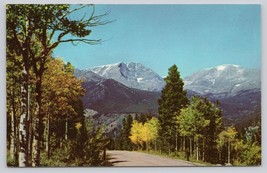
[[106, 150, 196, 166]]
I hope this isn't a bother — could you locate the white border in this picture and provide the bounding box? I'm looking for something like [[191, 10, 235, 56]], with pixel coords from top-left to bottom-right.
[[0, 1, 266, 173]]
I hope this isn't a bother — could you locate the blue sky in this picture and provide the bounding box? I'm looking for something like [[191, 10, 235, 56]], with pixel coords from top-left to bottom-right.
[[53, 4, 261, 77]]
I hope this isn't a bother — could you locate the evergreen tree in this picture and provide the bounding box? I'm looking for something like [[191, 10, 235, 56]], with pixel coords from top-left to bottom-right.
[[134, 114, 139, 122], [139, 114, 147, 124], [120, 115, 133, 150], [158, 65, 188, 153], [201, 99, 223, 163]]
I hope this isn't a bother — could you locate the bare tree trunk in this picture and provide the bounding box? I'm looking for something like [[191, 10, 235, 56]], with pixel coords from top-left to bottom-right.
[[32, 100, 43, 166], [189, 137, 192, 157], [219, 151, 221, 163], [175, 132, 178, 152], [31, 116, 39, 167], [28, 114, 33, 165], [19, 113, 27, 167], [183, 136, 186, 152], [168, 143, 171, 155], [26, 87, 31, 163], [10, 100, 16, 160], [45, 113, 51, 159], [227, 139, 231, 164], [32, 72, 44, 166], [196, 137, 199, 161], [202, 139, 205, 161], [19, 66, 29, 167], [15, 110, 20, 166], [65, 117, 68, 140], [180, 136, 183, 152]]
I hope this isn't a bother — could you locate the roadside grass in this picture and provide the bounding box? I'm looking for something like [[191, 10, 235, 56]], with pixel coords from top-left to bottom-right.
[[136, 150, 214, 166]]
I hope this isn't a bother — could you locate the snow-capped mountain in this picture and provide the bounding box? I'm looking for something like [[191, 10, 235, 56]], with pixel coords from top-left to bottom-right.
[[86, 62, 165, 91], [75, 63, 260, 126], [75, 69, 105, 82], [184, 64, 261, 97]]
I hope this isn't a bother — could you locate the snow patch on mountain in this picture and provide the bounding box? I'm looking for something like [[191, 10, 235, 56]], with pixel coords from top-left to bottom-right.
[[137, 77, 143, 82], [217, 65, 227, 71]]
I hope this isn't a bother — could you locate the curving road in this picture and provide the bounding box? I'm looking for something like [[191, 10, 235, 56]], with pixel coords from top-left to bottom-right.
[[106, 150, 197, 166]]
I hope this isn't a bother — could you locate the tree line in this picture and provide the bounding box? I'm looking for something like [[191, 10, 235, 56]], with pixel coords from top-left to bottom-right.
[[114, 65, 261, 166], [6, 4, 110, 167]]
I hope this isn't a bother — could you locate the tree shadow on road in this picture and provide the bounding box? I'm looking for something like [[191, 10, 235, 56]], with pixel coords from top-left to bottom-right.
[[103, 156, 128, 166]]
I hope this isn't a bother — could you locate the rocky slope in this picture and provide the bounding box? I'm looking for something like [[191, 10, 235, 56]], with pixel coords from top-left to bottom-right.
[[184, 64, 260, 97], [86, 62, 165, 92]]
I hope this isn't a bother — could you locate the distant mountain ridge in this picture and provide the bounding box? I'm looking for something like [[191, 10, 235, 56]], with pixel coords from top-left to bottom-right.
[[184, 64, 261, 97], [85, 62, 165, 92], [76, 63, 261, 96], [75, 62, 260, 126]]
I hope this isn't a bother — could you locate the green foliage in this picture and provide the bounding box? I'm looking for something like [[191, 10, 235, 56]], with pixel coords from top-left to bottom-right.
[[139, 114, 148, 124], [40, 118, 109, 167], [146, 117, 160, 143], [82, 118, 109, 166], [201, 98, 223, 163], [233, 141, 261, 166], [40, 142, 71, 166], [120, 115, 134, 150], [216, 127, 237, 164], [177, 96, 210, 138], [244, 126, 260, 144], [230, 125, 261, 166], [217, 127, 237, 146], [177, 96, 212, 161], [158, 64, 188, 152], [6, 150, 16, 167], [158, 65, 188, 116], [6, 4, 108, 49]]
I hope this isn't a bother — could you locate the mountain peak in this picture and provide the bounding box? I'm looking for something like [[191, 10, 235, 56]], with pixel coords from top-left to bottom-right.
[[87, 61, 122, 70], [204, 64, 240, 71], [216, 64, 239, 71], [84, 62, 165, 91], [184, 64, 260, 96]]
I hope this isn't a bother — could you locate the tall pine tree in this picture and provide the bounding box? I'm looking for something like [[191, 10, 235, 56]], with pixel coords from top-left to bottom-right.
[[201, 99, 223, 163], [158, 65, 188, 153], [120, 115, 133, 150]]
